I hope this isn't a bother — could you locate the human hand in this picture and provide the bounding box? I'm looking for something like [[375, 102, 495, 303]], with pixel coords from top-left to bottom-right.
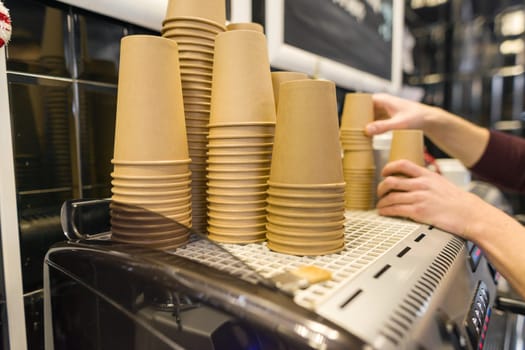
[[376, 160, 491, 239], [365, 93, 439, 136]]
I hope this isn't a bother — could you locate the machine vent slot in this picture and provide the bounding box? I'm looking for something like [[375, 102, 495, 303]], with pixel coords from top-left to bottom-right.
[[389, 314, 410, 331], [404, 298, 420, 312], [430, 261, 447, 277], [442, 247, 457, 261], [339, 289, 362, 309], [379, 237, 464, 345], [398, 304, 417, 317], [439, 250, 455, 265], [414, 233, 426, 242], [417, 279, 434, 293], [393, 309, 413, 326], [450, 238, 464, 250], [374, 264, 391, 279], [406, 292, 425, 307], [423, 271, 440, 286], [384, 323, 405, 339], [397, 246, 411, 257], [414, 283, 431, 298], [379, 331, 400, 346], [410, 289, 427, 303], [434, 257, 451, 273]]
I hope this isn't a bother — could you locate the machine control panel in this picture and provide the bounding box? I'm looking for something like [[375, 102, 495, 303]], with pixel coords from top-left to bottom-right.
[[465, 281, 491, 349], [467, 241, 483, 272]]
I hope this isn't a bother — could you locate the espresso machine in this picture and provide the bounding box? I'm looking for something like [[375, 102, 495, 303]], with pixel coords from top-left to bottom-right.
[[43, 198, 503, 349]]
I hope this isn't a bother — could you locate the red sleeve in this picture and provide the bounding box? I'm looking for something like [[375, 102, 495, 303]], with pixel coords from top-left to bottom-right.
[[469, 130, 525, 193]]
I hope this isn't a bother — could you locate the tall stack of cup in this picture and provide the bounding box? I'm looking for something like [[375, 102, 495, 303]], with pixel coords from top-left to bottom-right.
[[340, 93, 376, 210], [271, 71, 309, 112], [266, 80, 345, 256], [206, 29, 276, 243], [110, 35, 192, 250], [388, 129, 425, 166], [161, 0, 226, 232]]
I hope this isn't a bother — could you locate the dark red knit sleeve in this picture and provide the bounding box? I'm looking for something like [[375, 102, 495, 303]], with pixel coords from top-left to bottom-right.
[[469, 130, 525, 193]]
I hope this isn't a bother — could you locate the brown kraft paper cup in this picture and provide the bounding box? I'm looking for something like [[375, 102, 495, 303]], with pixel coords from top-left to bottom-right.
[[270, 79, 343, 184], [210, 30, 276, 125], [340, 93, 374, 130], [113, 35, 188, 161], [388, 129, 425, 166]]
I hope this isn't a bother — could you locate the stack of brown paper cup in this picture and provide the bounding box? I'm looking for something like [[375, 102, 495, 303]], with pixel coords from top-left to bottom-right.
[[266, 79, 345, 256], [161, 0, 226, 232], [388, 129, 425, 166], [271, 71, 309, 112], [206, 29, 276, 244], [110, 35, 192, 250], [340, 93, 376, 210]]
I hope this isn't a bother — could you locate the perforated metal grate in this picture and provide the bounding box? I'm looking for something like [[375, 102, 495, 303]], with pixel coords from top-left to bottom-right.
[[174, 211, 420, 309]]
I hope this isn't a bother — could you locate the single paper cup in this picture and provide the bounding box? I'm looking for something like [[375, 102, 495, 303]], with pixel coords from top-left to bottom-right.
[[340, 93, 374, 130], [388, 129, 425, 166], [210, 30, 276, 125], [270, 79, 343, 184], [113, 35, 188, 161]]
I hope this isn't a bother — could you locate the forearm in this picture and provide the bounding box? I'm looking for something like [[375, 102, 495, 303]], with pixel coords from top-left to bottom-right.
[[469, 131, 525, 193], [422, 107, 489, 167], [465, 203, 525, 299]]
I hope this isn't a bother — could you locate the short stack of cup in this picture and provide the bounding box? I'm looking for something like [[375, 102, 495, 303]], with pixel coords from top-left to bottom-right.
[[161, 0, 226, 232], [266, 79, 346, 256], [206, 29, 276, 244], [110, 35, 192, 250], [340, 93, 376, 210]]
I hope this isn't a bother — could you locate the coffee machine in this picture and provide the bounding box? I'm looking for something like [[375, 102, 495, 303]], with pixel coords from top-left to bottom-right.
[[44, 199, 501, 349]]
